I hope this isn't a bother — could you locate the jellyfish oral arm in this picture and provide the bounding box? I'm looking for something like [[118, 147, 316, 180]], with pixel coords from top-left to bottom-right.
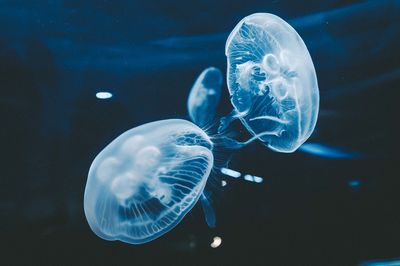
[[249, 115, 289, 124], [200, 194, 216, 228], [218, 109, 250, 134], [218, 128, 282, 150]]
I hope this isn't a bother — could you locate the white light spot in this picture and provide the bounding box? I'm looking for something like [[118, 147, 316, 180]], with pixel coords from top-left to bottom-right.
[[221, 180, 227, 187], [221, 167, 241, 178], [210, 236, 222, 248], [244, 174, 263, 183], [253, 176, 263, 183], [96, 92, 113, 99], [208, 89, 216, 95], [244, 174, 254, 182]]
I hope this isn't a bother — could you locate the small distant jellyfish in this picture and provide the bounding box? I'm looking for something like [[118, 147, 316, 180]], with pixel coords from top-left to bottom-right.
[[84, 119, 213, 244], [221, 13, 319, 152], [187, 67, 223, 128], [187, 67, 223, 228]]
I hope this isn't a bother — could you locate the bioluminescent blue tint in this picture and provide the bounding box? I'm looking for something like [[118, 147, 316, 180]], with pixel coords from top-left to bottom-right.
[[200, 194, 216, 228], [186, 67, 222, 229], [220, 167, 241, 178], [348, 180, 361, 188], [84, 119, 214, 244], [299, 143, 359, 159], [243, 174, 263, 183], [360, 258, 400, 266], [187, 67, 223, 127], [223, 13, 319, 153], [95, 91, 113, 99]]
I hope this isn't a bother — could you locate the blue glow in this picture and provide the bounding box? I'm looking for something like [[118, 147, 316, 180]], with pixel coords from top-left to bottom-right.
[[220, 167, 241, 178], [348, 180, 361, 188], [84, 119, 213, 244], [96, 91, 113, 99], [221, 13, 319, 153], [299, 143, 359, 159], [360, 258, 400, 266], [200, 194, 216, 228], [244, 174, 263, 183]]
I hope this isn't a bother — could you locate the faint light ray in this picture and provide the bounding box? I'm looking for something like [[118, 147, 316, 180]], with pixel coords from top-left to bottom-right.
[[149, 0, 400, 51], [360, 258, 400, 266], [36, 0, 399, 76], [289, 0, 398, 30], [299, 142, 361, 159], [324, 68, 400, 100], [44, 37, 223, 73], [149, 32, 227, 49]]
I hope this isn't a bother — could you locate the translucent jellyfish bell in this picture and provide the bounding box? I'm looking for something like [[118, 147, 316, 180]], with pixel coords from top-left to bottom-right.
[[84, 119, 213, 244], [222, 13, 319, 152], [187, 67, 223, 127]]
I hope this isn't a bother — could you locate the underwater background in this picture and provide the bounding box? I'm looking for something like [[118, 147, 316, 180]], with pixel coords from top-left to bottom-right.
[[1, 0, 399, 265]]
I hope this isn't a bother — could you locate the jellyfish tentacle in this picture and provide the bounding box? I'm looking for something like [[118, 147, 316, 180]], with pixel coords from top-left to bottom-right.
[[218, 111, 236, 133], [219, 128, 282, 150], [218, 108, 250, 134], [200, 193, 216, 228], [249, 115, 289, 124]]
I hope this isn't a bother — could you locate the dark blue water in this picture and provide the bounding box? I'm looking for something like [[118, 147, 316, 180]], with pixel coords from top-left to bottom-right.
[[1, 1, 399, 265]]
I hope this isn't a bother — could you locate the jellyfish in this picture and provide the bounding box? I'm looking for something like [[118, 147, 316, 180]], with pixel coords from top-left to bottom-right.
[[84, 119, 213, 244], [220, 13, 319, 152], [187, 67, 223, 228], [187, 67, 223, 128]]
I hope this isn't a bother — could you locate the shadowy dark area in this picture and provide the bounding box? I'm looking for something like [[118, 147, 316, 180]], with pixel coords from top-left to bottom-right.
[[1, 0, 399, 265]]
